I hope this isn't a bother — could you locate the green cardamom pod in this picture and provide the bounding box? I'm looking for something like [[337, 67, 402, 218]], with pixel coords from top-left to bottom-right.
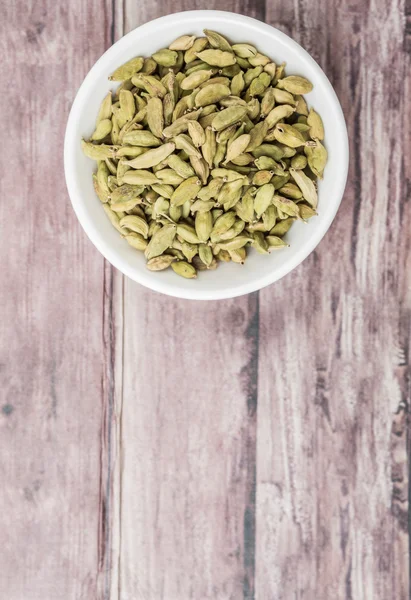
[[171, 261, 197, 278]]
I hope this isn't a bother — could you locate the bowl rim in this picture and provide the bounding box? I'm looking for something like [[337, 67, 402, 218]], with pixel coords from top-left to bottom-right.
[[64, 9, 349, 300]]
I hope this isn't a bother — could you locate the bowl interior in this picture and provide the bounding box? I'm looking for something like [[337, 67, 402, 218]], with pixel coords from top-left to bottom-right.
[[65, 11, 348, 300]]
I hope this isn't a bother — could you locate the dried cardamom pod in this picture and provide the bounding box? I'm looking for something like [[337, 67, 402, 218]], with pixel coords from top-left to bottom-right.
[[155, 168, 184, 185], [203, 30, 233, 53], [218, 235, 250, 251], [187, 121, 206, 147], [123, 143, 175, 169], [195, 211, 213, 242], [171, 261, 197, 278], [122, 130, 161, 147], [169, 35, 196, 51], [272, 194, 301, 218], [304, 139, 328, 178], [307, 108, 325, 140], [277, 75, 313, 94], [289, 168, 318, 208], [211, 106, 248, 131], [273, 123, 306, 148], [232, 43, 257, 58], [266, 235, 289, 249], [181, 69, 214, 90], [254, 184, 275, 218], [119, 215, 149, 238], [201, 127, 216, 168], [146, 255, 176, 270], [195, 84, 231, 107], [109, 56, 144, 81], [174, 134, 202, 158], [229, 247, 247, 263], [176, 223, 201, 244], [198, 244, 214, 267], [167, 154, 195, 178], [82, 140, 118, 159], [290, 154, 307, 170], [269, 218, 295, 236], [145, 224, 177, 259], [189, 155, 209, 184], [152, 49, 179, 67], [122, 170, 160, 186], [125, 233, 148, 251], [279, 182, 303, 200], [146, 97, 164, 139], [170, 176, 202, 206], [231, 71, 245, 96], [184, 37, 208, 64], [196, 49, 236, 67]]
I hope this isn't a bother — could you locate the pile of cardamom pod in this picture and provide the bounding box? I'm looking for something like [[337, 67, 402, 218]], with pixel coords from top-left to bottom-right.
[[82, 30, 327, 278]]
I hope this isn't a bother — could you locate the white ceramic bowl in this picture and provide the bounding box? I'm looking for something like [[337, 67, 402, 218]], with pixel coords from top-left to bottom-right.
[[65, 10, 348, 300]]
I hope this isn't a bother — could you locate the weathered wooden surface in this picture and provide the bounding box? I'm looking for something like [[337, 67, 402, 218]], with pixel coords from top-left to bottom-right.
[[109, 3, 264, 598], [0, 1, 113, 599], [0, 0, 409, 599], [256, 1, 410, 599]]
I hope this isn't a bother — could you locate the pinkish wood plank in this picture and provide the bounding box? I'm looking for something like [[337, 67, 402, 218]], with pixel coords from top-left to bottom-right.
[[117, 0, 266, 32], [257, 0, 410, 599], [98, 263, 124, 600], [0, 1, 114, 599], [110, 5, 264, 598], [118, 288, 259, 600]]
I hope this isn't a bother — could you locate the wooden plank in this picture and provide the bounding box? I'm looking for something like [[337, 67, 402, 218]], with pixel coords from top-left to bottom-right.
[[98, 263, 124, 600], [117, 289, 259, 600], [117, 0, 266, 31], [0, 2, 113, 599], [111, 2, 265, 598], [257, 0, 410, 598]]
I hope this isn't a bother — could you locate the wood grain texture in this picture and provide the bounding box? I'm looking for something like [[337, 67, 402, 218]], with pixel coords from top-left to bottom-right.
[[117, 289, 259, 600], [0, 1, 113, 599], [0, 0, 410, 598], [110, 3, 264, 599], [108, 7, 262, 600], [257, 0, 411, 598]]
